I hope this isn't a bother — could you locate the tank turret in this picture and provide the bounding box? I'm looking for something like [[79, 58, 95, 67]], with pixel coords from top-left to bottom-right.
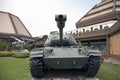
[[55, 15, 67, 42]]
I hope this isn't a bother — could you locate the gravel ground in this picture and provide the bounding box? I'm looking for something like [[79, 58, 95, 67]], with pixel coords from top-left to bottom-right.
[[32, 69, 99, 80]]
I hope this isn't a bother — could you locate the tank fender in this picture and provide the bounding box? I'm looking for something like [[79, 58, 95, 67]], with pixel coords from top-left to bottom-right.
[[30, 48, 44, 58], [88, 50, 102, 57]]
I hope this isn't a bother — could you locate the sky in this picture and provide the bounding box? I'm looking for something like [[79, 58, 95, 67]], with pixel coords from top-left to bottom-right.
[[0, 0, 101, 37]]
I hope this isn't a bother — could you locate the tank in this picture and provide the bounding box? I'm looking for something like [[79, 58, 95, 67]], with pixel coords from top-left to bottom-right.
[[30, 15, 102, 78]]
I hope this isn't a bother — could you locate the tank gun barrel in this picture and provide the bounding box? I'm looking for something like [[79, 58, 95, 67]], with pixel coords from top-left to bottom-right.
[[55, 15, 67, 42]]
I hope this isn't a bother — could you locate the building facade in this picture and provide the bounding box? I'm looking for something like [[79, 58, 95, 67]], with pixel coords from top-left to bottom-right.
[[0, 11, 33, 41], [65, 0, 120, 59], [0, 11, 34, 50]]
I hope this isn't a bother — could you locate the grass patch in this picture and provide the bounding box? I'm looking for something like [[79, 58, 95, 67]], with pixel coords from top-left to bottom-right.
[[0, 57, 31, 80], [97, 62, 120, 80], [0, 57, 120, 80]]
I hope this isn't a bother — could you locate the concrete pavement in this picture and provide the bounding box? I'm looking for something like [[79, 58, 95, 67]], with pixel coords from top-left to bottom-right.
[[32, 76, 99, 80], [32, 69, 99, 80], [104, 57, 120, 65]]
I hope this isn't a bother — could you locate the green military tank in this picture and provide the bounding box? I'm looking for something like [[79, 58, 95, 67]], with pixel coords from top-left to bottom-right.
[[30, 15, 102, 78]]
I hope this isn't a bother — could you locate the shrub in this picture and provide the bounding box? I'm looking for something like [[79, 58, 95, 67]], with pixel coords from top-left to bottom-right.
[[101, 50, 109, 59], [0, 39, 12, 51], [12, 52, 29, 58], [0, 51, 29, 58], [23, 45, 31, 51], [6, 43, 12, 51], [81, 45, 91, 49], [0, 51, 13, 57], [116, 16, 120, 22], [0, 39, 7, 51]]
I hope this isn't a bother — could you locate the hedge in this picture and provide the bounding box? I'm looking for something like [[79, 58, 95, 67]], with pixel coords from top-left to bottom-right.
[[12, 52, 29, 58], [0, 51, 29, 58]]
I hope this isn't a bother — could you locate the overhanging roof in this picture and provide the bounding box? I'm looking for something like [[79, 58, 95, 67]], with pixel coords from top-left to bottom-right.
[[0, 11, 32, 39], [76, 0, 120, 28]]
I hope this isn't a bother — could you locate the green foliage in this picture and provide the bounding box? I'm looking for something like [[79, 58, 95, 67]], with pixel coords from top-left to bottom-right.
[[101, 50, 109, 59], [42, 35, 48, 41], [116, 16, 120, 22], [97, 62, 120, 80], [6, 43, 12, 51], [0, 51, 14, 57], [0, 51, 29, 58], [36, 35, 48, 41], [0, 39, 12, 51], [23, 45, 30, 51], [12, 52, 29, 58], [0, 39, 7, 51], [80, 45, 91, 49]]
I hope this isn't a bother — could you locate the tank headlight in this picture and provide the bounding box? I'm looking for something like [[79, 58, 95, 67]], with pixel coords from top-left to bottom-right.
[[45, 49, 53, 55], [78, 48, 89, 55]]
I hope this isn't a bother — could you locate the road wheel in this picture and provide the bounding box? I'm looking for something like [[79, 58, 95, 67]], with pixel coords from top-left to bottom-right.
[[30, 57, 44, 78], [84, 56, 100, 77]]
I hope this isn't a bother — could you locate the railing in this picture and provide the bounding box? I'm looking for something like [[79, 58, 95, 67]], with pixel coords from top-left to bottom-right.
[[65, 20, 117, 38]]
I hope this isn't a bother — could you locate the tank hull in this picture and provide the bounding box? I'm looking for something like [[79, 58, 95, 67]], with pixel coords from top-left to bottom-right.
[[44, 57, 88, 69]]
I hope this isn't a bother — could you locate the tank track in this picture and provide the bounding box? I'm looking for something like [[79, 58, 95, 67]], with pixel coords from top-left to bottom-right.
[[30, 57, 44, 78], [84, 56, 100, 77]]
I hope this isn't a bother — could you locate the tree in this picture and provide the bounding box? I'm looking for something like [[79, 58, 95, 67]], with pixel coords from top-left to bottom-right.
[[42, 35, 48, 41]]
